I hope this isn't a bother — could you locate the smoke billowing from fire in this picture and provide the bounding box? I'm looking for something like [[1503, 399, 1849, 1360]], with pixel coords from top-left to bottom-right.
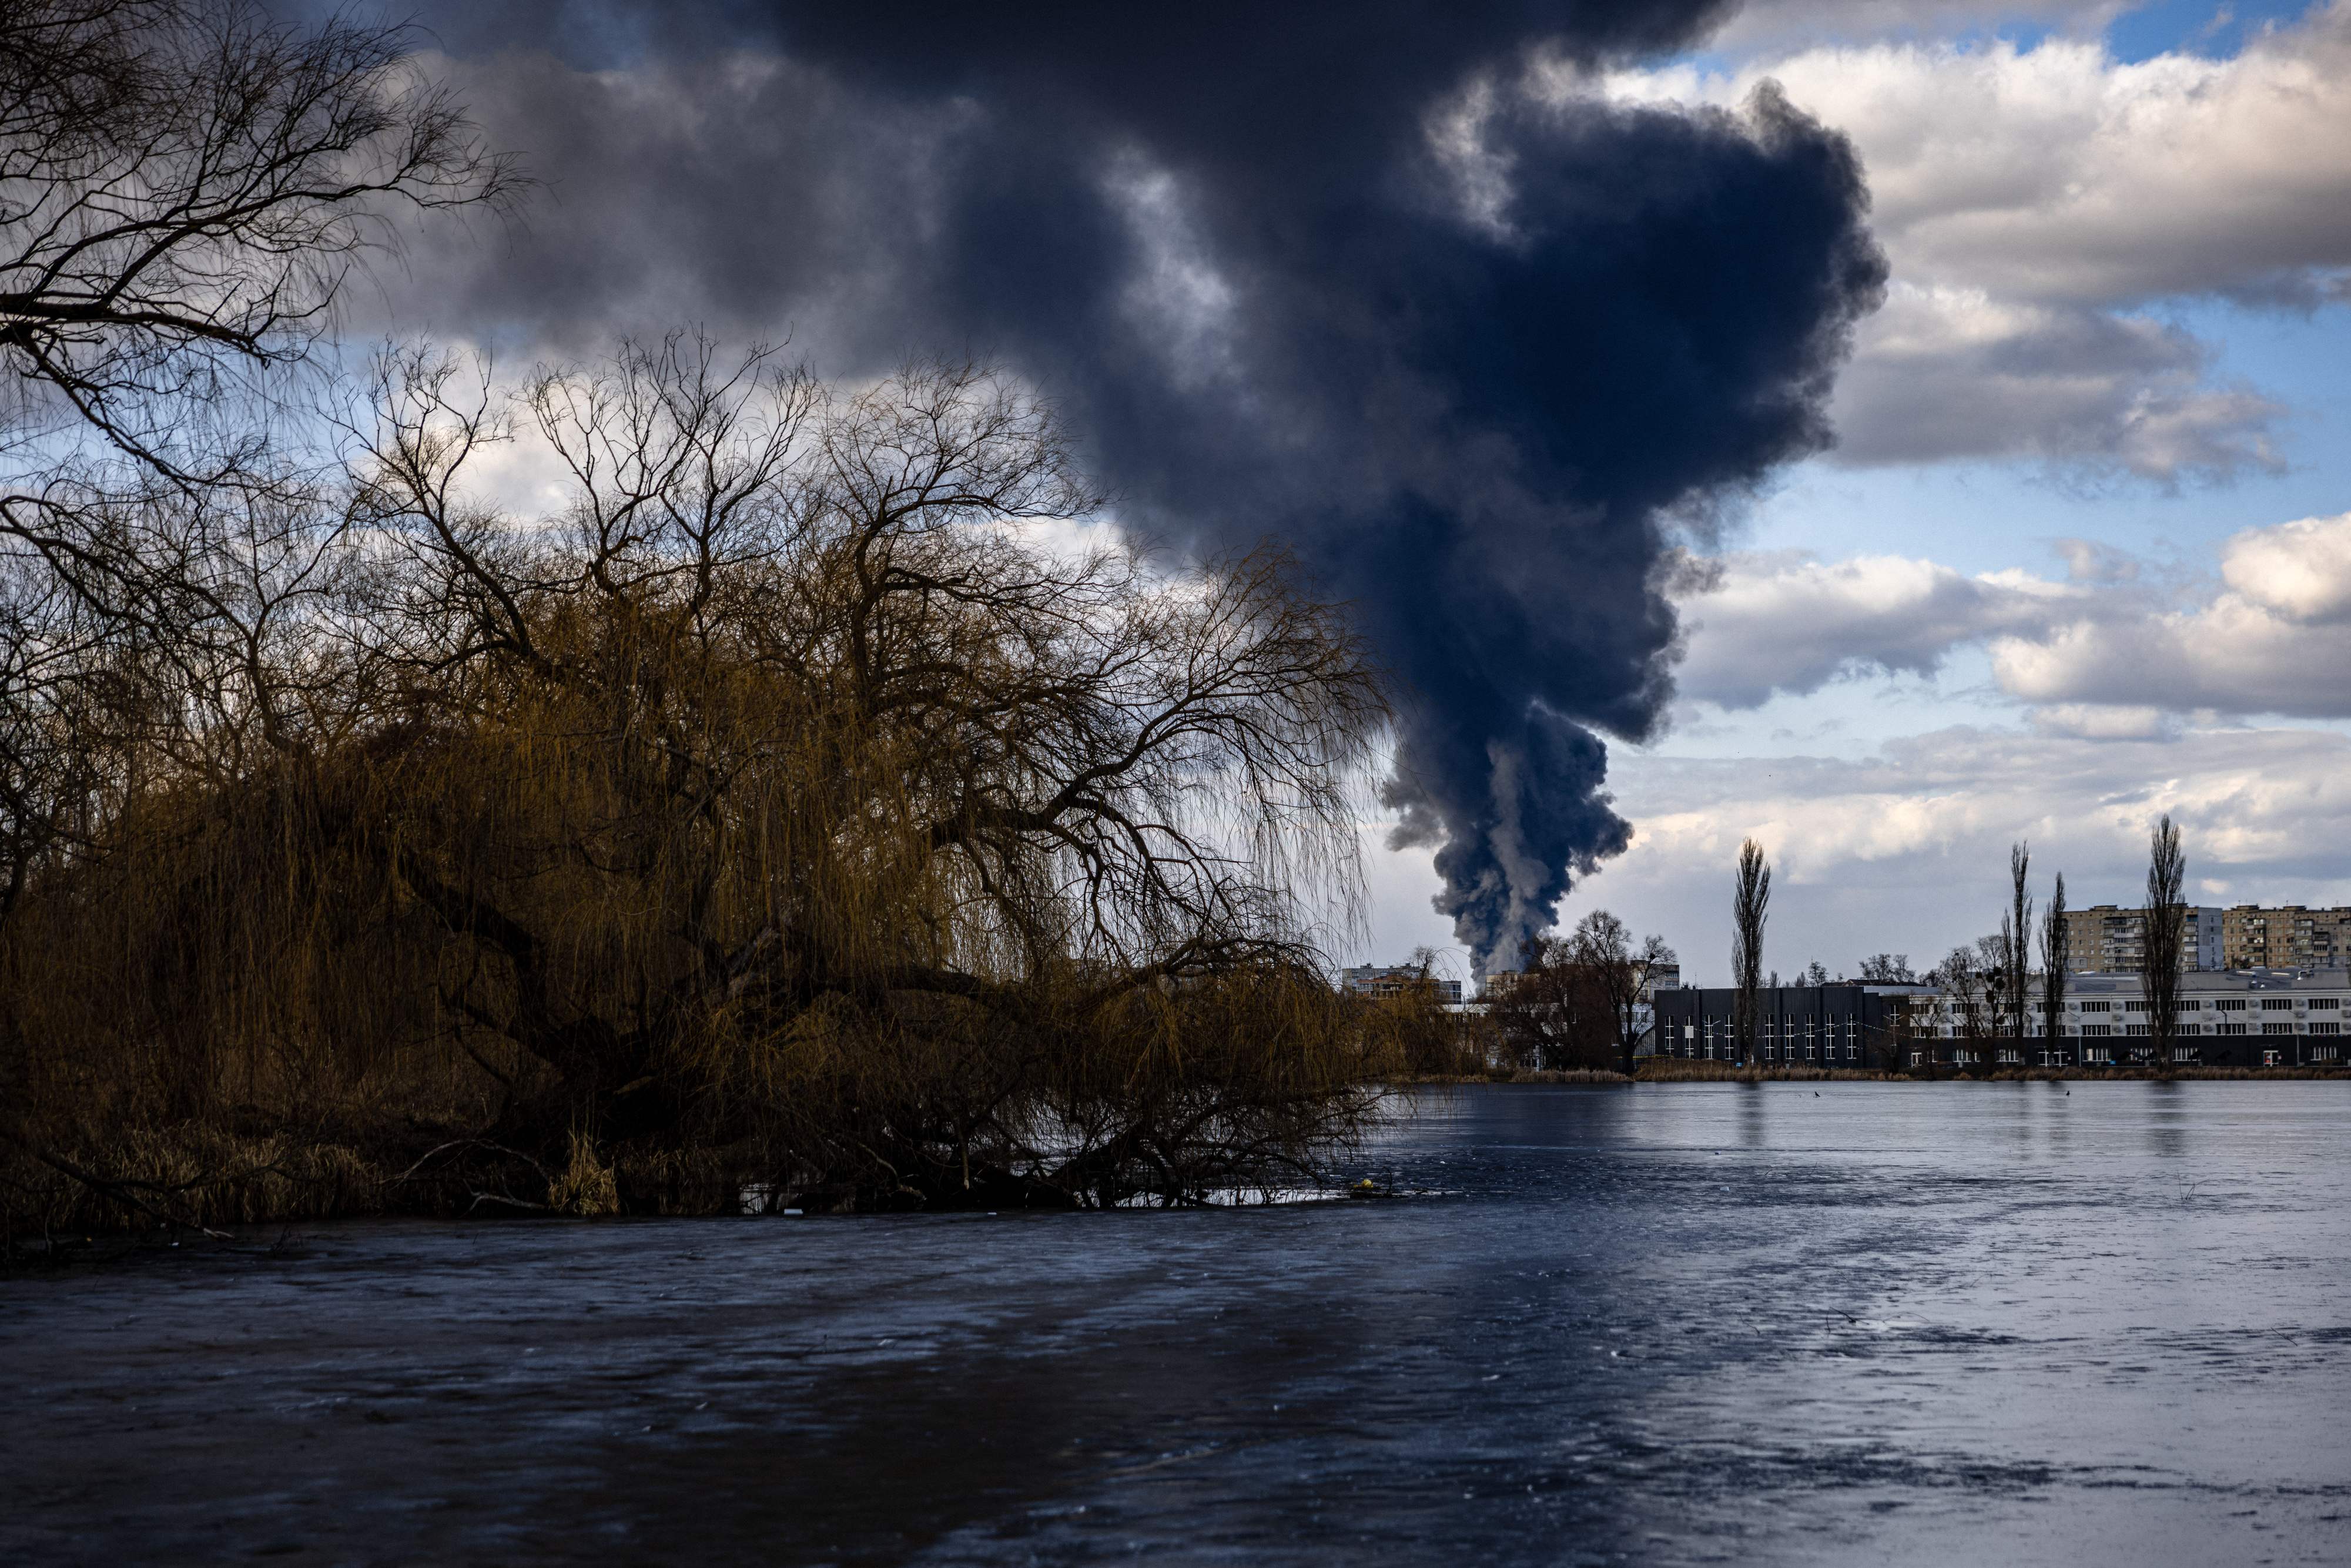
[[336, 1, 1887, 969]]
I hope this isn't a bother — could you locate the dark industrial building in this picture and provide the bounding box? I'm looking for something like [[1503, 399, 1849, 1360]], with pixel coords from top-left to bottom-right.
[[1649, 984, 1927, 1068]]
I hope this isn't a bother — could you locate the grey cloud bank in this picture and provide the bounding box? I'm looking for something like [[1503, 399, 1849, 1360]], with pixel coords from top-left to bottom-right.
[[1673, 510, 2351, 721], [322, 0, 1886, 969]]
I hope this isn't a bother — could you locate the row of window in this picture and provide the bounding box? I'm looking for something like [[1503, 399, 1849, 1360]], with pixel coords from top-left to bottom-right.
[[1680, 1039, 2344, 1064], [1683, 1017, 2345, 1041], [2069, 997, 2335, 1011], [1933, 1020, 2346, 1037]]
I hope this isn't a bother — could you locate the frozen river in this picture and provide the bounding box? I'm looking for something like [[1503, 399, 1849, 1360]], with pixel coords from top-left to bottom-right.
[[6, 1082, 2350, 1565]]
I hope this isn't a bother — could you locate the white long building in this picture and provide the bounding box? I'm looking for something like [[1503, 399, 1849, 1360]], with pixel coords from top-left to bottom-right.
[[1923, 967, 2346, 1067], [1653, 968, 2348, 1070]]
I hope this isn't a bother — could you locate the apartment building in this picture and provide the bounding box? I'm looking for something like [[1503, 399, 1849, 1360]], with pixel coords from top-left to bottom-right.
[[1340, 964, 1462, 1005], [2059, 904, 2223, 973], [2221, 906, 2351, 971]]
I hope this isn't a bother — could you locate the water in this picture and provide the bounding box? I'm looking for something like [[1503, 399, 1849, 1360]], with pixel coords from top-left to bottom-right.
[[6, 1082, 2350, 1565]]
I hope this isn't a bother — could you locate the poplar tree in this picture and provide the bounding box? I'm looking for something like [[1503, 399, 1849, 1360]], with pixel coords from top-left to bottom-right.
[[2143, 816, 2186, 1078], [1732, 839, 1770, 1068], [2040, 872, 2069, 1061]]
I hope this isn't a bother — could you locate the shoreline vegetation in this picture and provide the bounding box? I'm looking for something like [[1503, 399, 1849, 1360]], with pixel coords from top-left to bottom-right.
[[12, 1067, 2347, 1259], [2, 4, 1432, 1245]]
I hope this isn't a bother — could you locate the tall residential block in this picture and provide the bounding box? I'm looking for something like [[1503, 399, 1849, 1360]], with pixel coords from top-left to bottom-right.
[[2060, 904, 2222, 973], [2222, 906, 2351, 971]]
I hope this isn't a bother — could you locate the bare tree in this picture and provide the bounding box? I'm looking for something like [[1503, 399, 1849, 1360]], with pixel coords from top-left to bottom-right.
[[1879, 993, 1928, 1071], [1, 0, 513, 933], [1548, 911, 1676, 1076], [1929, 938, 2008, 1068], [2040, 871, 2069, 1061], [1, 0, 518, 473], [1489, 930, 1615, 1071], [1858, 952, 1915, 983], [1633, 933, 1677, 1056], [1, 1, 517, 1229], [1732, 837, 1770, 1067], [2144, 815, 2186, 1077], [1370, 946, 1477, 1077], [2007, 841, 2032, 1040], [1930, 944, 1975, 1067]]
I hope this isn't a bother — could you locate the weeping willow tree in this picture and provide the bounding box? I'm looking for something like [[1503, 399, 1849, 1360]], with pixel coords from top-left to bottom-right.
[[1, 1, 1394, 1232], [1, 341, 1395, 1225]]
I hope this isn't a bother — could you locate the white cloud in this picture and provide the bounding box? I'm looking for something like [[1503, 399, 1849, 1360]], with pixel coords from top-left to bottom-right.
[[1829, 284, 2283, 477], [1674, 509, 2351, 719], [1550, 720, 2351, 981], [1706, 0, 2124, 56], [2027, 702, 2175, 741], [1672, 548, 2078, 707], [2221, 511, 2351, 623], [1586, 4, 2351, 475], [1615, 10, 2351, 306], [1376, 505, 2351, 971], [1989, 509, 2351, 714]]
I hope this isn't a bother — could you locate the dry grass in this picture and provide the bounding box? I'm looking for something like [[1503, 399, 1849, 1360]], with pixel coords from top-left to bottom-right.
[[1637, 1060, 1898, 1083]]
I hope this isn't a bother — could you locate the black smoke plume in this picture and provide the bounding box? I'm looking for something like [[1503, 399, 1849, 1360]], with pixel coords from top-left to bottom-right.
[[330, 1, 1886, 969]]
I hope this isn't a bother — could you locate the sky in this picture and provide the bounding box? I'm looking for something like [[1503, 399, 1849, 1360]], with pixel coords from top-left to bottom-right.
[[327, 0, 2351, 987], [1452, 0, 2351, 984], [1525, 0, 2351, 985]]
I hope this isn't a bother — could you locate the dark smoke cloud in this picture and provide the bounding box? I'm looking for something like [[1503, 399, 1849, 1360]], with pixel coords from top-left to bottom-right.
[[334, 1, 1886, 969]]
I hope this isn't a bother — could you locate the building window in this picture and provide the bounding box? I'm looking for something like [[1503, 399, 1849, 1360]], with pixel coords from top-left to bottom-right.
[[2124, 1000, 2148, 1012], [2262, 999, 2294, 1011], [2310, 998, 2340, 1010], [2082, 1024, 2111, 1036], [2081, 1000, 2112, 1013], [2264, 1023, 2296, 1035], [2312, 1021, 2341, 1036], [2124, 1024, 2149, 1036], [2218, 1023, 2248, 1036], [2216, 999, 2247, 1011]]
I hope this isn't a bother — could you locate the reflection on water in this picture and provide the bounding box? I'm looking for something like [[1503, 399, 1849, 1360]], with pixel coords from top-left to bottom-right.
[[6, 1083, 2351, 1566]]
